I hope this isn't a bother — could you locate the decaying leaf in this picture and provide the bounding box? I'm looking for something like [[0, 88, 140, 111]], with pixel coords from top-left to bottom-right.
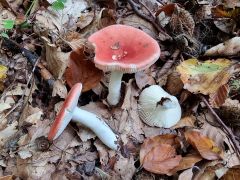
[[42, 37, 70, 79], [65, 47, 103, 92], [170, 154, 202, 173], [140, 134, 178, 165], [0, 121, 18, 147], [172, 115, 196, 129], [135, 69, 155, 89], [209, 84, 229, 108], [185, 130, 224, 160], [204, 37, 240, 56], [165, 71, 184, 95], [142, 144, 182, 175], [221, 165, 240, 179], [52, 79, 67, 98], [177, 58, 233, 95]]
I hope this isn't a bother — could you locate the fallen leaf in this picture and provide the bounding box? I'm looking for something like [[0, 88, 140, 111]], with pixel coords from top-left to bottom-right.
[[221, 165, 240, 180], [165, 71, 184, 95], [42, 37, 70, 79], [0, 121, 18, 148], [0, 103, 11, 113], [185, 130, 224, 160], [18, 150, 32, 159], [0, 175, 13, 180], [209, 84, 229, 108], [52, 79, 67, 98], [172, 115, 196, 129], [65, 47, 103, 92], [142, 144, 182, 175], [178, 168, 193, 180], [205, 37, 240, 56], [170, 154, 202, 173], [140, 134, 177, 165], [113, 155, 136, 180], [176, 58, 233, 95], [135, 70, 155, 89]]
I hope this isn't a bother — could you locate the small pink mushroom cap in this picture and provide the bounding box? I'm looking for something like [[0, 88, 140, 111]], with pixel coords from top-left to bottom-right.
[[48, 83, 82, 141], [88, 24, 161, 73]]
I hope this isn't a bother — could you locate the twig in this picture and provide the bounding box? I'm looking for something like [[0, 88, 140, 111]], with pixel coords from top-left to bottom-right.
[[5, 57, 40, 121], [127, 0, 171, 40], [157, 49, 180, 79], [201, 95, 240, 158]]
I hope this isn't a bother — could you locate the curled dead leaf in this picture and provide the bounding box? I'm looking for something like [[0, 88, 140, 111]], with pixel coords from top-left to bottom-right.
[[185, 130, 224, 160], [65, 47, 103, 92], [204, 37, 240, 56]]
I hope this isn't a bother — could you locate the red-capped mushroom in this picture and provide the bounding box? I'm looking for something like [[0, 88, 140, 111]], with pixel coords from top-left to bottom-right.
[[48, 83, 118, 150], [88, 24, 161, 106]]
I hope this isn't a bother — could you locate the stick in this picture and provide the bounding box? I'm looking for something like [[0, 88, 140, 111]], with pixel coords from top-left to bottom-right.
[[157, 49, 180, 79], [201, 95, 240, 158]]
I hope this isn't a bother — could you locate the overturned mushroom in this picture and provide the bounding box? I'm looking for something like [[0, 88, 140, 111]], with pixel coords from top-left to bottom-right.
[[88, 24, 160, 106], [48, 83, 118, 150], [138, 85, 181, 128]]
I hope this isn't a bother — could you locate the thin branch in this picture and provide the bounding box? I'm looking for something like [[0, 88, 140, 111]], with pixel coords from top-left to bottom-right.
[[127, 0, 172, 40], [157, 49, 180, 79], [201, 95, 240, 158]]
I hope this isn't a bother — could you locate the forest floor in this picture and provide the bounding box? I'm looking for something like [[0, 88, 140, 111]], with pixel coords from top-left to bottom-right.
[[0, 0, 240, 179]]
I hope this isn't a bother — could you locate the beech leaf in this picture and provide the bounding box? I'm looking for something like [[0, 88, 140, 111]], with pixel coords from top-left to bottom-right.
[[65, 47, 103, 92], [185, 130, 224, 160], [176, 58, 233, 95]]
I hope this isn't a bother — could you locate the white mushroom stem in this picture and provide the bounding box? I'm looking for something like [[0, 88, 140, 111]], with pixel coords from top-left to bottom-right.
[[107, 71, 123, 106], [72, 107, 118, 150]]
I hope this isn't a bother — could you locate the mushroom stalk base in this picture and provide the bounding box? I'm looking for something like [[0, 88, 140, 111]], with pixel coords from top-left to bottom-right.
[[107, 71, 123, 106], [72, 107, 118, 150]]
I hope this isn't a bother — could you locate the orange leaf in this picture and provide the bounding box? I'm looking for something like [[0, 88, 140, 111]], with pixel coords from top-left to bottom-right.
[[222, 165, 240, 180], [170, 154, 202, 173], [140, 134, 177, 165], [142, 144, 182, 175], [209, 84, 229, 108], [65, 47, 103, 92], [185, 130, 224, 160]]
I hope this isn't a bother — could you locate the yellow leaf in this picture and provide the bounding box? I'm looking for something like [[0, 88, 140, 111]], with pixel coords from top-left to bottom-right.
[[176, 58, 232, 95], [0, 65, 7, 81]]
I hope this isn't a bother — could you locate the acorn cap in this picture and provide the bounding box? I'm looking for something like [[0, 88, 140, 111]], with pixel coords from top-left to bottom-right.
[[88, 24, 161, 73], [48, 83, 82, 141]]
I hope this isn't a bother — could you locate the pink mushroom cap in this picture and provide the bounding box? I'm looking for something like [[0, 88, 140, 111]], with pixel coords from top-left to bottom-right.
[[48, 83, 82, 141], [88, 24, 161, 73]]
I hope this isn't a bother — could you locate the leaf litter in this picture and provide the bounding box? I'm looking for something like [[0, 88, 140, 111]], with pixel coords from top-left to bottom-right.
[[0, 0, 240, 179]]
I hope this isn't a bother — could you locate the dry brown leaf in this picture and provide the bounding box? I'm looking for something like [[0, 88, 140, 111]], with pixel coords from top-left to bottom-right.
[[52, 79, 67, 98], [0, 175, 13, 180], [185, 130, 224, 160], [221, 165, 240, 180], [165, 71, 184, 95], [0, 122, 18, 148], [178, 168, 193, 180], [209, 84, 229, 108], [42, 37, 70, 79], [65, 47, 103, 92], [172, 115, 196, 129], [170, 154, 202, 173], [205, 37, 240, 56], [140, 134, 177, 165], [142, 144, 182, 175], [177, 58, 233, 95], [135, 70, 155, 89], [113, 155, 136, 180]]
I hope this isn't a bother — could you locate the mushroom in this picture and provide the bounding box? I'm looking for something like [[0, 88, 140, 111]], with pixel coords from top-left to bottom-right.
[[48, 83, 118, 150], [138, 85, 181, 128], [88, 24, 160, 106]]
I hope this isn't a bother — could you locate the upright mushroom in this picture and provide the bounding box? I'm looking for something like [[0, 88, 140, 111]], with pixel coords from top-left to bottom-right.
[[138, 85, 181, 128], [88, 24, 160, 106], [48, 83, 118, 150]]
